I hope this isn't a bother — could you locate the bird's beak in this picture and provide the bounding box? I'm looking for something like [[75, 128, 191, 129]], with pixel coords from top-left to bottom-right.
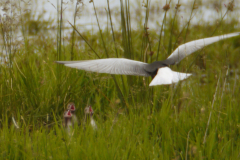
[[89, 106, 93, 116], [70, 105, 75, 111]]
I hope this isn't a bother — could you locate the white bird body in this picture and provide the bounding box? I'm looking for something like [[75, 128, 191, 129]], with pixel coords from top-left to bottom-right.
[[56, 32, 240, 85], [149, 67, 192, 86], [90, 117, 97, 130]]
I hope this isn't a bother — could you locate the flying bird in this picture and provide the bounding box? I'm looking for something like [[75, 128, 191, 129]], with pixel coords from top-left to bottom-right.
[[56, 32, 240, 86]]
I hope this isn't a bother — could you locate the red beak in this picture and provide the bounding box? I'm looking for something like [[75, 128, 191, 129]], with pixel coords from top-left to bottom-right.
[[70, 105, 75, 110], [67, 110, 71, 116], [89, 106, 93, 115]]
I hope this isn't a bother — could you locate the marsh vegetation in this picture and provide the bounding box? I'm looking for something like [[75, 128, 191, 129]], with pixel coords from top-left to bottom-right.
[[0, 0, 240, 159]]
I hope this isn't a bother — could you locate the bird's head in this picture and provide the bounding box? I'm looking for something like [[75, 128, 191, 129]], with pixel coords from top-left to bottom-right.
[[64, 110, 72, 118], [84, 105, 94, 116], [67, 102, 76, 113], [89, 106, 94, 116]]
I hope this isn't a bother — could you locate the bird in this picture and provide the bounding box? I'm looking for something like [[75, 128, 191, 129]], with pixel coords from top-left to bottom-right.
[[56, 32, 240, 86], [84, 105, 97, 130], [67, 102, 78, 125], [63, 110, 73, 133]]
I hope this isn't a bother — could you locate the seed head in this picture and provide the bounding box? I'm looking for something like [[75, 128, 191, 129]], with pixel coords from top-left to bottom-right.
[[163, 4, 170, 11], [225, 2, 234, 11]]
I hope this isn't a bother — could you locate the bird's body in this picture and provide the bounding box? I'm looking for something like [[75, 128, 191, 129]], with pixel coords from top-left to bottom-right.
[[56, 32, 240, 86], [90, 118, 97, 130]]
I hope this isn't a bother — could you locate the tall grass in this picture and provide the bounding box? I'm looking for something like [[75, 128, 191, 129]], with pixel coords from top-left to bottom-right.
[[0, 0, 240, 159]]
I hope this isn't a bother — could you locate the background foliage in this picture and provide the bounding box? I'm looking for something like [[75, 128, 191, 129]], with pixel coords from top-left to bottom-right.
[[0, 0, 240, 159]]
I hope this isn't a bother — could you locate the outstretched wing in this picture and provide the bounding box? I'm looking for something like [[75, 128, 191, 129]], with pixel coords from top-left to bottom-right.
[[166, 32, 240, 65], [56, 58, 150, 77], [149, 67, 192, 86]]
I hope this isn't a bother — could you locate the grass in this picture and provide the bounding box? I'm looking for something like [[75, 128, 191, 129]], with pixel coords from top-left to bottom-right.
[[0, 0, 240, 159]]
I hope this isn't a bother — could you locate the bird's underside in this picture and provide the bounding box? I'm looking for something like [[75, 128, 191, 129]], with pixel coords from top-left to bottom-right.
[[56, 32, 240, 86]]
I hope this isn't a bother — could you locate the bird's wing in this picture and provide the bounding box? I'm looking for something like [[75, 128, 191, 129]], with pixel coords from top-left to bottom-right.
[[149, 67, 192, 86], [56, 58, 150, 77], [166, 32, 240, 64]]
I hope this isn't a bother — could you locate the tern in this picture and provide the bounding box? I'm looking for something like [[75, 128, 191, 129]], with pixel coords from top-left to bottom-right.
[[84, 106, 97, 130], [67, 102, 78, 125], [63, 110, 73, 133], [56, 32, 240, 86]]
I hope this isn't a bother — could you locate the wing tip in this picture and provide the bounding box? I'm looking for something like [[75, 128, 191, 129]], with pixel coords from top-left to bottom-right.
[[55, 61, 81, 64], [55, 61, 65, 64]]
